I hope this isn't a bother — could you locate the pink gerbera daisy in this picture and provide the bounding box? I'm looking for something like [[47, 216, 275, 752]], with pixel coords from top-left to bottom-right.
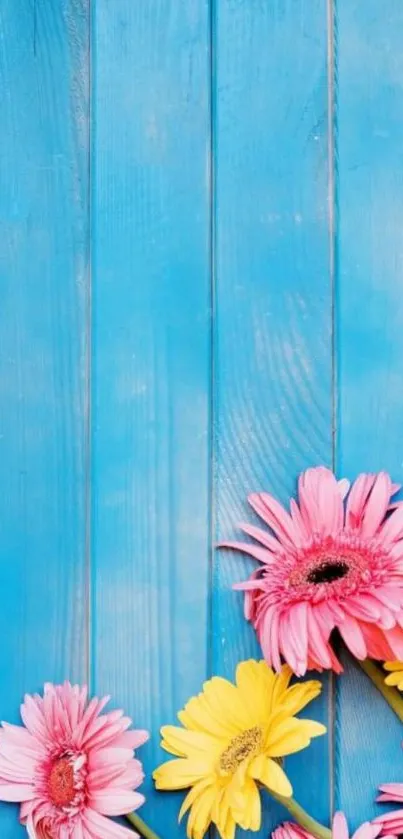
[[0, 681, 149, 838], [273, 813, 394, 839], [373, 783, 403, 834], [220, 467, 403, 675]]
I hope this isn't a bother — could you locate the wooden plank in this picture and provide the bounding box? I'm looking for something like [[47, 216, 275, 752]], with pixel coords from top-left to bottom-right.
[[0, 0, 90, 834], [91, 2, 211, 836], [213, 1, 333, 834], [335, 1, 403, 827]]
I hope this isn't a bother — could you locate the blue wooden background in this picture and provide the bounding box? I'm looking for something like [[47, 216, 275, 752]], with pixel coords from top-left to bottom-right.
[[1, 1, 403, 837]]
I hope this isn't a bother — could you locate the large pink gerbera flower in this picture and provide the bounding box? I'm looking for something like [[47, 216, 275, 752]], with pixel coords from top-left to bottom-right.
[[0, 682, 148, 838], [220, 467, 403, 675]]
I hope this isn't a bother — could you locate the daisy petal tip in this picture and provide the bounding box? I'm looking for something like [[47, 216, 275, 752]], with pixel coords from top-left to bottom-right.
[[314, 722, 327, 736]]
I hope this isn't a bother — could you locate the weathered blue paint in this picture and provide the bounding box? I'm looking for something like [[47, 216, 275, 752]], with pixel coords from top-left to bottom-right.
[[213, 1, 333, 834], [91, 2, 211, 837], [0, 0, 90, 835], [335, 0, 403, 827], [0, 1, 402, 838]]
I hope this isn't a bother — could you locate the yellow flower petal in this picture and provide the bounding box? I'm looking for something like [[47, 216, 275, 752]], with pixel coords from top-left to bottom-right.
[[179, 693, 238, 738], [214, 788, 237, 839], [384, 661, 403, 692], [384, 660, 403, 672], [266, 718, 326, 757], [212, 786, 228, 827], [384, 672, 402, 685], [235, 660, 275, 723], [179, 778, 216, 822], [216, 813, 236, 839], [270, 664, 293, 704], [153, 758, 212, 790], [186, 786, 216, 839], [280, 680, 322, 715], [226, 769, 246, 812], [298, 719, 327, 738], [231, 779, 261, 832], [161, 726, 222, 759], [250, 754, 293, 797], [246, 779, 262, 832], [203, 677, 250, 731]]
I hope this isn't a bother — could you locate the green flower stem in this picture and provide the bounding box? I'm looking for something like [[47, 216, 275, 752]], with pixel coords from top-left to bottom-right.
[[126, 811, 162, 839], [358, 658, 403, 723], [270, 792, 332, 839]]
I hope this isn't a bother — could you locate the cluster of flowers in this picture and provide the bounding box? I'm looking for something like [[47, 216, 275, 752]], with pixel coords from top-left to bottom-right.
[[3, 468, 403, 839]]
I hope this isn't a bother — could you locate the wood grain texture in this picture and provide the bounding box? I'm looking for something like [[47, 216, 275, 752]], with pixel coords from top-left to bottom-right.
[[0, 0, 90, 834], [2, 2, 402, 836], [91, 2, 211, 836], [335, 0, 403, 827], [213, 0, 333, 834]]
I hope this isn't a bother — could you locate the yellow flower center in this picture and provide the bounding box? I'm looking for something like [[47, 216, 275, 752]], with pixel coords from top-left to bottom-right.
[[219, 726, 263, 773]]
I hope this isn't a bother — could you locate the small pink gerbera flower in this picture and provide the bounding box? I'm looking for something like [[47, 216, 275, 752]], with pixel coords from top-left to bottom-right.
[[373, 783, 403, 834], [220, 467, 403, 675], [273, 814, 393, 839], [0, 681, 149, 838]]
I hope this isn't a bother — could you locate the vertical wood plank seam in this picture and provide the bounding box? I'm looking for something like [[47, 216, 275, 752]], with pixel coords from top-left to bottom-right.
[[327, 0, 338, 821], [209, 2, 215, 835], [208, 0, 215, 689], [86, 0, 94, 695]]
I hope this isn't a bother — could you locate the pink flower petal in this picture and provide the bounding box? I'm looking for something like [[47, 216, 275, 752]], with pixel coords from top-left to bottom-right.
[[220, 540, 275, 564], [298, 467, 343, 536], [338, 617, 367, 660], [290, 498, 310, 541], [89, 790, 145, 816], [0, 783, 36, 802], [361, 472, 392, 538], [380, 505, 403, 545], [105, 730, 148, 750], [260, 606, 281, 672], [84, 807, 140, 837], [378, 783, 403, 801], [353, 823, 381, 839], [346, 473, 377, 529], [332, 811, 350, 839], [338, 478, 350, 499], [384, 624, 403, 659], [373, 809, 403, 826], [306, 605, 333, 669], [286, 602, 308, 675], [248, 492, 299, 547], [239, 522, 281, 553]]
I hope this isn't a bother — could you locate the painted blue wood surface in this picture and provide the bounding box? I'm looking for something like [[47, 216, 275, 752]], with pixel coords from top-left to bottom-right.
[[213, 0, 332, 835], [335, 0, 403, 827], [92, 2, 210, 837], [1, 1, 403, 838], [0, 0, 90, 836]]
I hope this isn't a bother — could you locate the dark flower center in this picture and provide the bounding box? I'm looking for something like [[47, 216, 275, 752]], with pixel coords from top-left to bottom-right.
[[307, 560, 350, 585], [48, 757, 75, 807], [219, 726, 263, 773]]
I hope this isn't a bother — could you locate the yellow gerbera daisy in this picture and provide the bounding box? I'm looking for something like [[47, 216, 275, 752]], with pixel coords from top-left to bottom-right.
[[384, 660, 403, 690], [153, 660, 326, 839]]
